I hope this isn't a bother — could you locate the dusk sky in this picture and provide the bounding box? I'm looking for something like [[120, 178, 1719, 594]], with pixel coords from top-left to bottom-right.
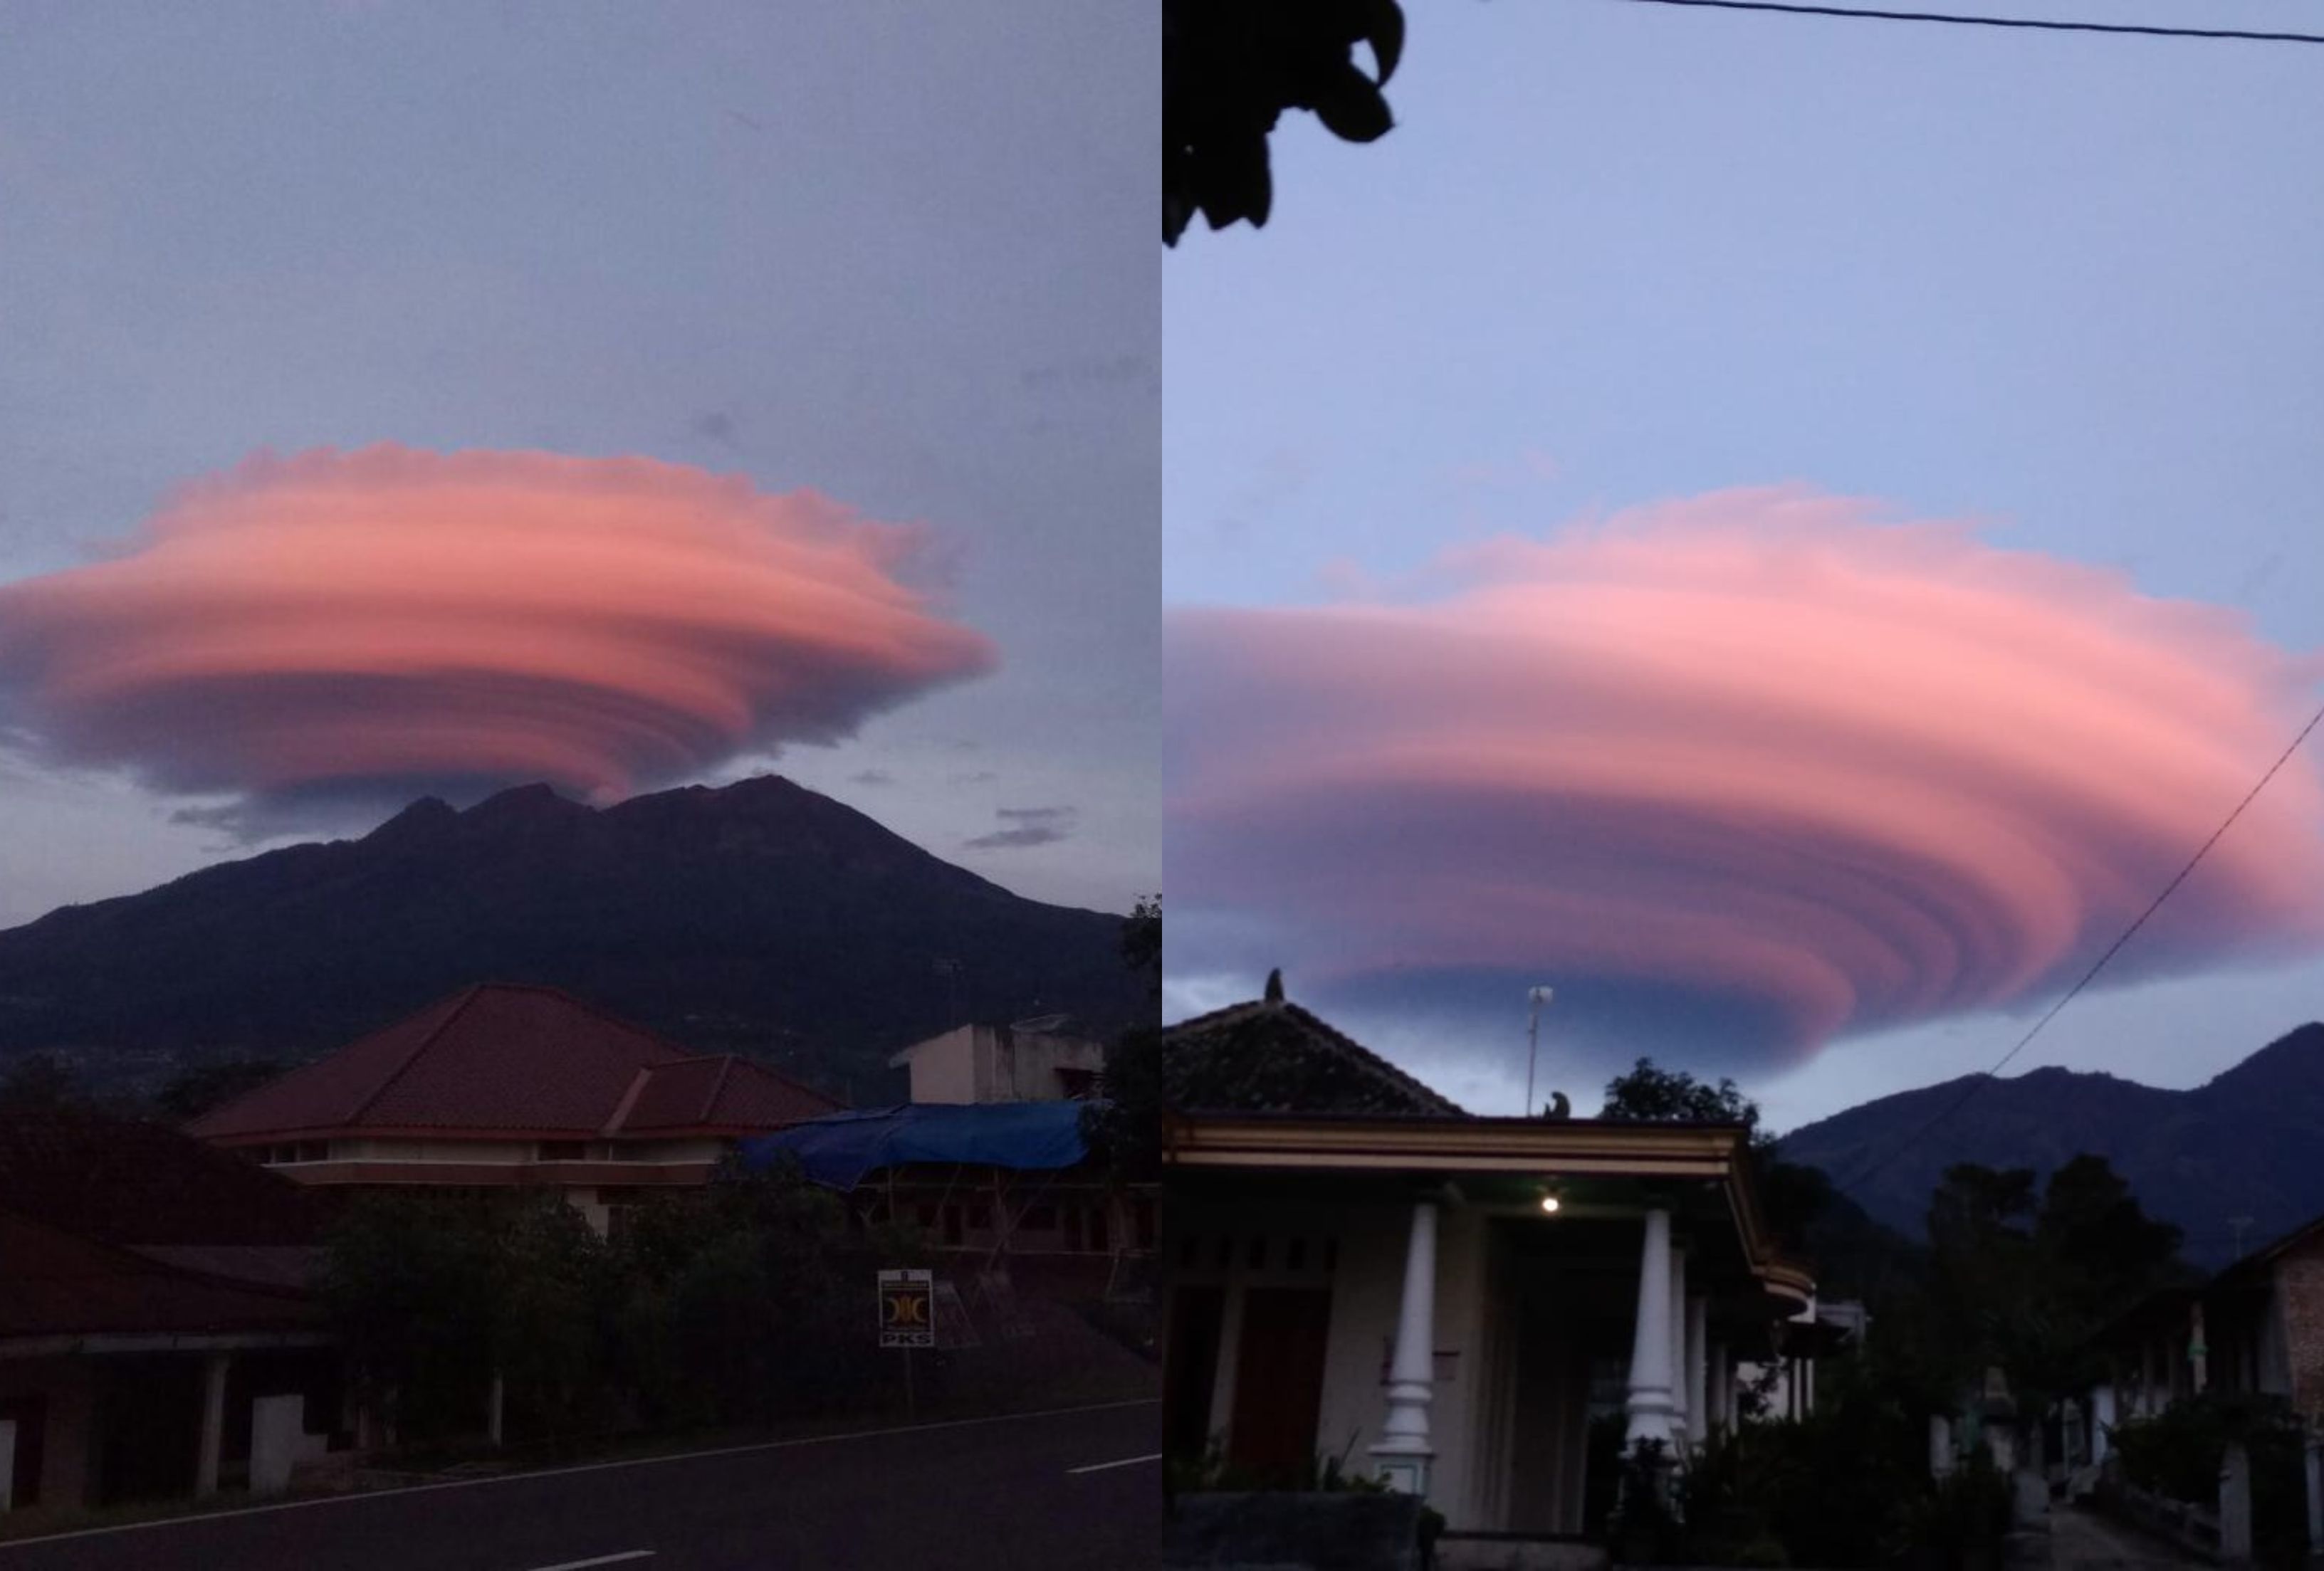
[[1163, 0, 2324, 1128], [0, 3, 1156, 925]]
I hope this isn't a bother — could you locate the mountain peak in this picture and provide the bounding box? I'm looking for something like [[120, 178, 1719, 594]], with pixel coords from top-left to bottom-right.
[[464, 782, 590, 824], [363, 794, 459, 844]]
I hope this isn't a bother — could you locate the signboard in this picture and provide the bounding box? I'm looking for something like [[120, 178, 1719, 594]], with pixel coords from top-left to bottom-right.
[[879, 1268, 936, 1349]]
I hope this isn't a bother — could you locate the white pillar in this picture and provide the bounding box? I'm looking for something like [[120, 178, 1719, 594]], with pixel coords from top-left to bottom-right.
[[0, 1417, 15, 1512], [2303, 1431, 2323, 1558], [1685, 1296, 1709, 1446], [1930, 1413, 1955, 1477], [1371, 1197, 1439, 1496], [2221, 1440, 2254, 1562], [488, 1372, 506, 1448], [2090, 1385, 2115, 1466], [1705, 1338, 1728, 1439], [1625, 1209, 1677, 1451], [1667, 1246, 1689, 1444], [195, 1352, 230, 1498]]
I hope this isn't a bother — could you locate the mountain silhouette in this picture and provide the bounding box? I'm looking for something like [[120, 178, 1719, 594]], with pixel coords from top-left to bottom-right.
[[1779, 1023, 2324, 1266], [0, 776, 1144, 1100]]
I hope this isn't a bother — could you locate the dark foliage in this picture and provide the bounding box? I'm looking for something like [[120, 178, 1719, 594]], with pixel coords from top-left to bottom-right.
[[1163, 0, 1403, 244], [317, 1158, 928, 1453], [2110, 1393, 2310, 1565], [154, 1058, 287, 1123], [1780, 1024, 2324, 1267]]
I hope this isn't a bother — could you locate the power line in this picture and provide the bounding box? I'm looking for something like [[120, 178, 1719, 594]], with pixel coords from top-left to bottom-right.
[[1607, 0, 2324, 46], [1832, 696, 2324, 1194]]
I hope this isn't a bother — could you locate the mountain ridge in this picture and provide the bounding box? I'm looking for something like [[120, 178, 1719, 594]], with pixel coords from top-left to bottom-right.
[[1779, 1022, 2324, 1267], [0, 776, 1143, 1100]]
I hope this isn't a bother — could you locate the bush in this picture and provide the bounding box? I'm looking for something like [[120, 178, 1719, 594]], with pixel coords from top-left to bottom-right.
[[2110, 1394, 2308, 1566]]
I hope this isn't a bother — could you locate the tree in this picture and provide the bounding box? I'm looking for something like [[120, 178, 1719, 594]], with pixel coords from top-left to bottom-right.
[[1163, 0, 1404, 244], [1917, 1156, 2188, 1418], [0, 1052, 83, 1109], [1087, 896, 1164, 1184], [1599, 1057, 1765, 1142]]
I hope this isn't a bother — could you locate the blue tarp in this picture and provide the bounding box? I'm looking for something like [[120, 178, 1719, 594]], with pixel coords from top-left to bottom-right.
[[738, 1100, 1096, 1191]]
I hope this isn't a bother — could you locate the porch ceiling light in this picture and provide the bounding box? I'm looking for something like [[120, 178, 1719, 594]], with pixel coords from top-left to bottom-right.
[[1538, 1186, 1562, 1215]]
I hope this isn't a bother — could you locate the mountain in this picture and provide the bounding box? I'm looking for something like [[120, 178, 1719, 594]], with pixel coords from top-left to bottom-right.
[[1779, 1024, 2324, 1267], [0, 776, 1146, 1100]]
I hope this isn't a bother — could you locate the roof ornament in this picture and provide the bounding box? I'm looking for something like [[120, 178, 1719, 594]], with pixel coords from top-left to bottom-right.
[[1263, 967, 1285, 1005], [1546, 1091, 1571, 1120]]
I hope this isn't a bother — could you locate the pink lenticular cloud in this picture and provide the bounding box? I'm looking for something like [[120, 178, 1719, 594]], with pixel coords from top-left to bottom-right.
[[1166, 487, 2324, 1067], [0, 446, 996, 814]]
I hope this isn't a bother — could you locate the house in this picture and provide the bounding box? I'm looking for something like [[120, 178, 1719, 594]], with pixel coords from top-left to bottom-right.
[[1161, 983, 1817, 1543], [0, 1105, 341, 1514], [188, 983, 839, 1236], [887, 1016, 1109, 1105], [2088, 1210, 2324, 1449]]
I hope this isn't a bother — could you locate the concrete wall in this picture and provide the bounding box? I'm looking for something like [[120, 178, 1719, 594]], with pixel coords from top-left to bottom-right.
[[0, 1357, 96, 1510], [899, 1025, 1106, 1105]]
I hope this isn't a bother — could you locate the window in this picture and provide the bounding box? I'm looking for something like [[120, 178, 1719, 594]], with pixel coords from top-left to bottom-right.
[[1089, 1206, 1109, 1254], [297, 1140, 329, 1163], [537, 1140, 587, 1162], [1021, 1205, 1058, 1231], [1136, 1199, 1156, 1251], [943, 1205, 963, 1246]]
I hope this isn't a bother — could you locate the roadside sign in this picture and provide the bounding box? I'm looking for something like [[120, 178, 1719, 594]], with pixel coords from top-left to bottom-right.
[[879, 1268, 936, 1349]]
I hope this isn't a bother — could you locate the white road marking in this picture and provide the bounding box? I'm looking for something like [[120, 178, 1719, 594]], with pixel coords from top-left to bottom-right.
[[0, 1397, 1159, 1552], [519, 1553, 655, 1571], [1066, 1451, 1161, 1475]]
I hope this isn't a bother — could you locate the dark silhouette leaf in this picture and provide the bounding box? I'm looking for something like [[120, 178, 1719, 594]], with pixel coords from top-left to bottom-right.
[[1311, 60, 1393, 144]]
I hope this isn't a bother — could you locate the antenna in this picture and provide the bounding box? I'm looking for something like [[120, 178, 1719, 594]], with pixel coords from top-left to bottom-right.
[[1524, 986, 1554, 1117]]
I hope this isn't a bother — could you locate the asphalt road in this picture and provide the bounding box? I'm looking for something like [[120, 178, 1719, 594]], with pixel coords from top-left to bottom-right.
[[0, 1399, 1161, 1571]]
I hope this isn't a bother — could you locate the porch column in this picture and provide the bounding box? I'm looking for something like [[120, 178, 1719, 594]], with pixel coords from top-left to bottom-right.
[[2303, 1429, 2323, 1559], [2090, 1384, 2115, 1466], [0, 1417, 15, 1512], [1705, 1337, 1728, 1439], [1370, 1197, 1439, 1496], [1685, 1296, 1709, 1446], [1624, 1208, 1677, 1451], [1667, 1246, 1689, 1444], [488, 1372, 506, 1449], [195, 1352, 231, 1498]]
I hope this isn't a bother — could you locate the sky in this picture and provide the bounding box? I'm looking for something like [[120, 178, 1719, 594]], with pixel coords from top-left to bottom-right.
[[1162, 0, 2324, 1129], [0, 1, 1157, 926]]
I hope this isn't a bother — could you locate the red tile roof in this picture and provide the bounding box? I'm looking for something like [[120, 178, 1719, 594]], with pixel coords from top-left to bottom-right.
[[0, 1211, 315, 1339], [0, 1107, 323, 1338], [0, 1104, 321, 1247], [189, 983, 839, 1142]]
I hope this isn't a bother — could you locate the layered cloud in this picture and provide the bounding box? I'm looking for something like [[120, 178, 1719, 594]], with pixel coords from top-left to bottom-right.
[[0, 446, 996, 821], [1166, 487, 2324, 1071]]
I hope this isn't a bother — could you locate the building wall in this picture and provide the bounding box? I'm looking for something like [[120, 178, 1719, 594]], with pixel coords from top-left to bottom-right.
[[0, 1356, 95, 1510], [900, 1027, 982, 1104], [2274, 1234, 2324, 1418], [1170, 1194, 1498, 1531], [899, 1026, 1106, 1104]]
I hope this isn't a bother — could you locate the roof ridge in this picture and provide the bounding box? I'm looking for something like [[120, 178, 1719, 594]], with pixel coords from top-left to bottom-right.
[[701, 1054, 736, 1124], [346, 983, 488, 1125], [602, 1064, 654, 1135], [1163, 994, 1464, 1116], [1279, 1000, 1465, 1115]]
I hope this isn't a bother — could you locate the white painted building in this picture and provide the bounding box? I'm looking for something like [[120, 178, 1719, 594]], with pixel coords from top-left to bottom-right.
[[1163, 992, 1816, 1538], [888, 1016, 1109, 1105]]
